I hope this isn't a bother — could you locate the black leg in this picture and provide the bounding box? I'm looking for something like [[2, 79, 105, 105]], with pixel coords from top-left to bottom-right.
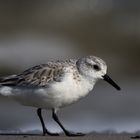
[[37, 108, 59, 136], [52, 109, 85, 137]]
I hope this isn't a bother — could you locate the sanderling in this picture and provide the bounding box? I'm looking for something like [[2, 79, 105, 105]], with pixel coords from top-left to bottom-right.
[[0, 55, 121, 136]]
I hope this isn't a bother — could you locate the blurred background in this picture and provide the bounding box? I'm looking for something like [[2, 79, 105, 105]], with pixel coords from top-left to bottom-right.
[[0, 0, 139, 134]]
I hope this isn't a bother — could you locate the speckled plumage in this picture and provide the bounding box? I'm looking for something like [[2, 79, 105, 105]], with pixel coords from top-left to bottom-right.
[[0, 59, 80, 87], [0, 56, 108, 109]]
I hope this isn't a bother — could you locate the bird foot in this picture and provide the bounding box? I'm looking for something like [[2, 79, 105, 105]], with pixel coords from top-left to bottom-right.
[[131, 135, 140, 139], [43, 129, 59, 136], [65, 131, 85, 137]]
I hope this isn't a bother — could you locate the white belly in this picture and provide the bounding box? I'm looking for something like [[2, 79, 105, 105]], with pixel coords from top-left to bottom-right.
[[0, 86, 55, 109], [0, 74, 94, 109], [46, 73, 94, 108]]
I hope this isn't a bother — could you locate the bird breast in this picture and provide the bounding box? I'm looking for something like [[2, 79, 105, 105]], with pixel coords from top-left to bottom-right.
[[48, 72, 94, 107]]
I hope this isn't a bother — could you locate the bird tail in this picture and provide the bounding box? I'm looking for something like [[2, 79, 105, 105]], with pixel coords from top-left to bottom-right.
[[0, 75, 17, 96], [0, 75, 18, 86]]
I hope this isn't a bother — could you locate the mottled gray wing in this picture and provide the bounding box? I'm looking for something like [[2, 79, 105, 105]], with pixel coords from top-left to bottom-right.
[[0, 63, 65, 87]]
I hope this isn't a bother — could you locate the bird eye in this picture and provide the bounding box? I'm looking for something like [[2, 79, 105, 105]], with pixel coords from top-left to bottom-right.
[[93, 65, 100, 71]]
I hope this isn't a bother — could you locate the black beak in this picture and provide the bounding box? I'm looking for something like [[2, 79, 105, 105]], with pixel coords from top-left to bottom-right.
[[103, 74, 121, 90]]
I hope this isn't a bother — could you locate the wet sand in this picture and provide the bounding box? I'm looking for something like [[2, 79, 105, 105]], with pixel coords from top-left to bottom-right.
[[0, 134, 138, 140]]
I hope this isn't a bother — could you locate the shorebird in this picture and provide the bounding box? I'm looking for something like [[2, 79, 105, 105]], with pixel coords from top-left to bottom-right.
[[0, 56, 121, 136]]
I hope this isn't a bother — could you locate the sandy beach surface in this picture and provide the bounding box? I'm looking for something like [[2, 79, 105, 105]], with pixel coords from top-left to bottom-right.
[[0, 134, 138, 140]]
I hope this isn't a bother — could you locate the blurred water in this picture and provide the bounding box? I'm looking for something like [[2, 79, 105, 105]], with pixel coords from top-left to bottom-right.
[[0, 0, 139, 134]]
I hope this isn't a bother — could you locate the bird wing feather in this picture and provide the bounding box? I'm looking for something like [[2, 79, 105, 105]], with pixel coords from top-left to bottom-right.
[[0, 62, 65, 87]]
